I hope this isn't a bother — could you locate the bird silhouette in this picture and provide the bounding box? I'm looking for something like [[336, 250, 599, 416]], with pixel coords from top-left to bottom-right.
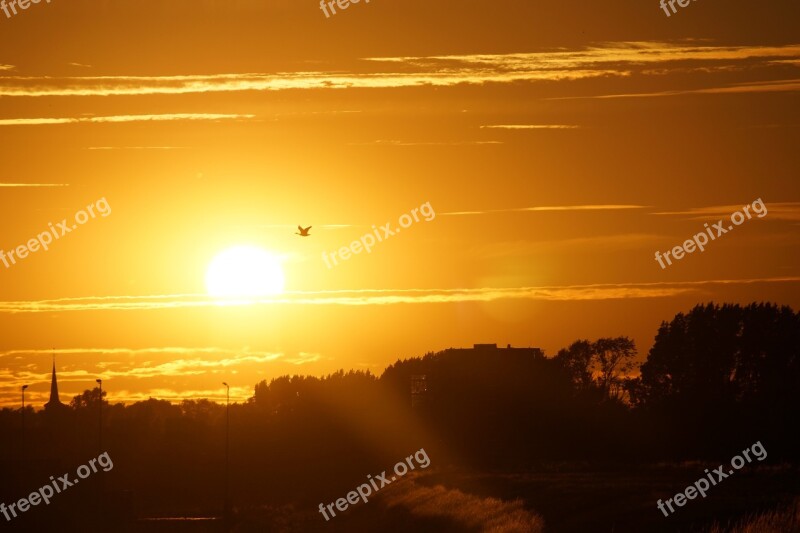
[[296, 225, 312, 237]]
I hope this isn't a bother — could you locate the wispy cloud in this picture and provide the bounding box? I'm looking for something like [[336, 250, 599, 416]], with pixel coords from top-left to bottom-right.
[[1, 43, 796, 98], [86, 146, 188, 150], [551, 79, 800, 100], [0, 347, 278, 359], [246, 224, 355, 229], [653, 202, 800, 221], [286, 352, 322, 365], [478, 233, 664, 257], [106, 386, 253, 403], [0, 183, 69, 187], [0, 348, 294, 405], [0, 113, 255, 126], [441, 205, 647, 216], [480, 125, 579, 130], [0, 69, 622, 98], [0, 278, 797, 313], [364, 44, 800, 69], [0, 348, 282, 376], [349, 140, 503, 146], [5, 386, 254, 405]]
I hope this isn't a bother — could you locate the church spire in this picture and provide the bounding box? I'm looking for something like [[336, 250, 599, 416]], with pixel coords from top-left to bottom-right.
[[45, 349, 62, 409]]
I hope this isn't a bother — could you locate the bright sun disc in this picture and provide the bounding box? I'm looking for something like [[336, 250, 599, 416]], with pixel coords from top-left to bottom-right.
[[206, 246, 285, 298]]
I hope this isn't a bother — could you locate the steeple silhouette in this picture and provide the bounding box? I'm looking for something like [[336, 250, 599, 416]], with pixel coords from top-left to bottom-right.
[[45, 350, 63, 409]]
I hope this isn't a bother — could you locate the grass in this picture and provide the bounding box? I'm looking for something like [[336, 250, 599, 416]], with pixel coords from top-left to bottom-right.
[[706, 497, 800, 533], [382, 477, 545, 533]]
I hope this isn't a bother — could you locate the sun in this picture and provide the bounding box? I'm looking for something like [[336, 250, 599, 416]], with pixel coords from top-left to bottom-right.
[[206, 246, 285, 298]]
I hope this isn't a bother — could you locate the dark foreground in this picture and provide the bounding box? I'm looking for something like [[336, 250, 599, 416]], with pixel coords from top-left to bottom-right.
[[9, 463, 796, 533]]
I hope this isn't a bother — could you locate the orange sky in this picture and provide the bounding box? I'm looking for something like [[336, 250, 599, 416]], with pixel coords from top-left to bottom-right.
[[1, 0, 799, 406]]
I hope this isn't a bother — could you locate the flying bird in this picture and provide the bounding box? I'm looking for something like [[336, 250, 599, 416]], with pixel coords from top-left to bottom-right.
[[296, 225, 312, 237]]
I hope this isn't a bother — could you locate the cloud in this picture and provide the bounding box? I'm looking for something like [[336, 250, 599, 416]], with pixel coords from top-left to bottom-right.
[[441, 205, 647, 216], [480, 125, 580, 130], [0, 347, 343, 405], [245, 224, 354, 228], [0, 346, 279, 359], [552, 78, 800, 100], [0, 183, 69, 187], [285, 352, 322, 365], [3, 386, 254, 405], [478, 233, 664, 257], [0, 349, 283, 380], [0, 277, 798, 313], [86, 146, 188, 150], [363, 43, 800, 69], [0, 113, 255, 126], [653, 202, 800, 221], [106, 386, 252, 403], [0, 69, 623, 98], [349, 140, 503, 146], [1, 43, 795, 98]]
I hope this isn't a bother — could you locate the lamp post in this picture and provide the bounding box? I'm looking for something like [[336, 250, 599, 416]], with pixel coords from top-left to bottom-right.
[[222, 382, 230, 520], [21, 385, 28, 461], [96, 379, 102, 453]]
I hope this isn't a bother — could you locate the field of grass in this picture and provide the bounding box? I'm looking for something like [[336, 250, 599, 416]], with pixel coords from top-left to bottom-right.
[[227, 464, 798, 532], [706, 496, 800, 533]]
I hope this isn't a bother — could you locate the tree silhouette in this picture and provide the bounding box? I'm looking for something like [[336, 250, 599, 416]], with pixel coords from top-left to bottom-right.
[[554, 337, 637, 402]]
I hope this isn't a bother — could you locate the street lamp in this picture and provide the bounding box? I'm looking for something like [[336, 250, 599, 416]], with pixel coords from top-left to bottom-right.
[[21, 385, 28, 461], [96, 379, 102, 453], [222, 382, 230, 520]]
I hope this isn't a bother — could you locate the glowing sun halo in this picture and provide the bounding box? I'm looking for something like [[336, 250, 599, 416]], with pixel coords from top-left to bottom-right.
[[206, 246, 285, 298]]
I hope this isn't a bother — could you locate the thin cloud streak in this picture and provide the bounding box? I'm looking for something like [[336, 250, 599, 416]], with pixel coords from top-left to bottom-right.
[[0, 278, 798, 313], [106, 387, 253, 403], [0, 113, 255, 126], [653, 202, 800, 221], [86, 146, 188, 150], [0, 43, 797, 98], [480, 125, 579, 130], [441, 205, 648, 216], [22, 354, 281, 380], [0, 183, 69, 187], [0, 70, 627, 97], [349, 140, 503, 146], [364, 44, 800, 68], [1, 386, 254, 406], [0, 347, 279, 359], [551, 79, 800, 100]]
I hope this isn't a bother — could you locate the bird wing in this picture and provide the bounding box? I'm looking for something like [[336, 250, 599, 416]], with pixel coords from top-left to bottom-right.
[[304, 226, 312, 232]]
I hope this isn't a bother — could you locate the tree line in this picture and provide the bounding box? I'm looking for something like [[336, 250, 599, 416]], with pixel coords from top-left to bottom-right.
[[1, 301, 797, 522]]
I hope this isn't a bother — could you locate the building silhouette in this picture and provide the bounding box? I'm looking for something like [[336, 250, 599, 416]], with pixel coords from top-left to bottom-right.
[[447, 343, 545, 359], [408, 344, 545, 406], [411, 374, 427, 408], [44, 355, 66, 412]]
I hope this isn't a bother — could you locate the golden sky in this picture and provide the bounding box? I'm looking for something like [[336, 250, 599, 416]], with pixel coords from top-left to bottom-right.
[[1, 0, 798, 406]]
